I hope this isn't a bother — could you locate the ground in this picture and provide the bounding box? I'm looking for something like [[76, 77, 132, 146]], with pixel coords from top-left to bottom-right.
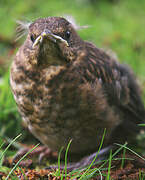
[[0, 0, 145, 179]]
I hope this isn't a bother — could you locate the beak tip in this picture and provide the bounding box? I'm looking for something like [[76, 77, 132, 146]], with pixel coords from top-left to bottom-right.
[[42, 30, 52, 37], [32, 35, 43, 48], [41, 31, 47, 37]]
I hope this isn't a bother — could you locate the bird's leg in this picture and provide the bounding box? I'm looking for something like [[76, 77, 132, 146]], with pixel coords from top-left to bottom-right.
[[13, 145, 58, 164], [47, 146, 112, 171]]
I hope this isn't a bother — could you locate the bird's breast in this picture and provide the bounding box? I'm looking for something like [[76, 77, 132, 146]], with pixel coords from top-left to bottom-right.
[[10, 60, 117, 154]]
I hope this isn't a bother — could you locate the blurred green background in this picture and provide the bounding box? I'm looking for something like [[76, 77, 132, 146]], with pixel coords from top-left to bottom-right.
[[0, 0, 145, 141]]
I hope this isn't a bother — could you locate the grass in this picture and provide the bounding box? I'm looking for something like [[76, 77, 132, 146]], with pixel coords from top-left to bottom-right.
[[120, 143, 126, 169], [0, 134, 21, 179], [0, 0, 145, 179], [5, 143, 39, 180], [1, 0, 145, 137], [0, 132, 144, 179], [79, 129, 106, 180], [0, 134, 22, 167], [1, 135, 144, 179], [115, 143, 145, 162], [51, 130, 106, 179], [0, 135, 39, 179], [107, 150, 112, 180], [0, 70, 22, 138]]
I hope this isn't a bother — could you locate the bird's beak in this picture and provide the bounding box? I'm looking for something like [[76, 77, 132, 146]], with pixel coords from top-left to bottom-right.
[[32, 30, 69, 48]]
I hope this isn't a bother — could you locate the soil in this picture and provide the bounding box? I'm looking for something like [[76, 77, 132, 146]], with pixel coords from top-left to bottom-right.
[[1, 152, 145, 179]]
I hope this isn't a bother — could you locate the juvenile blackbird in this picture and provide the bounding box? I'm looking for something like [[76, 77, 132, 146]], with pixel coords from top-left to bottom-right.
[[10, 17, 145, 169]]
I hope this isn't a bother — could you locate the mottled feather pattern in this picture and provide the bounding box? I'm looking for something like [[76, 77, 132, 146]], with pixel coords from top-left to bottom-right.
[[10, 17, 145, 168]]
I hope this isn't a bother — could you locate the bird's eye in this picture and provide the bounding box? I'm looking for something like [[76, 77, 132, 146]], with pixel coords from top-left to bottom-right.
[[30, 34, 36, 43], [65, 31, 70, 40]]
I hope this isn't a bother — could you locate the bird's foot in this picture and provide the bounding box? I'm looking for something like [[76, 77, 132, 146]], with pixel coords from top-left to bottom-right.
[[47, 146, 112, 171], [13, 145, 57, 165]]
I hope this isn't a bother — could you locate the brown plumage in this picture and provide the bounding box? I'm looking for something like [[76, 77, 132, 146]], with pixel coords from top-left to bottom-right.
[[10, 17, 145, 169]]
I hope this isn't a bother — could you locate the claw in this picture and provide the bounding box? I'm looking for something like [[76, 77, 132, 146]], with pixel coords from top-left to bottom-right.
[[13, 146, 57, 165], [38, 148, 52, 164], [12, 147, 30, 163]]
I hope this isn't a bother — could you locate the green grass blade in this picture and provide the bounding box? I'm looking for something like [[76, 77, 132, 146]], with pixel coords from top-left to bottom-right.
[[64, 139, 72, 179], [138, 124, 145, 126], [115, 143, 145, 161], [5, 143, 39, 180], [0, 134, 21, 167], [0, 141, 5, 152], [107, 150, 112, 180], [99, 142, 128, 170], [121, 143, 127, 169], [58, 146, 64, 177], [79, 128, 106, 180], [18, 166, 28, 180], [82, 168, 103, 180]]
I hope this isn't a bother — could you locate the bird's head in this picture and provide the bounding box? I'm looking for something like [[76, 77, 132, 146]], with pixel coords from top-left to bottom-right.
[[17, 17, 84, 67]]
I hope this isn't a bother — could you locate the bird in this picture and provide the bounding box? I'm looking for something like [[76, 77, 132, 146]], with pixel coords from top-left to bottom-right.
[[10, 17, 145, 170]]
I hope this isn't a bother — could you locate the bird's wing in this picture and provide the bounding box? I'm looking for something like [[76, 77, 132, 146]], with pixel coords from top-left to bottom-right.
[[84, 42, 145, 125]]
